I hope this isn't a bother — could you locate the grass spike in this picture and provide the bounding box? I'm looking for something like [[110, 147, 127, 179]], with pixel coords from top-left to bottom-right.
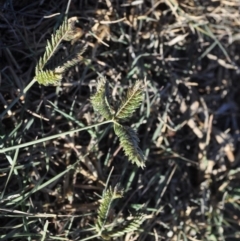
[[34, 70, 62, 86], [103, 214, 145, 239], [114, 123, 145, 168], [35, 17, 86, 85], [115, 81, 143, 121], [96, 185, 123, 234], [35, 17, 79, 75], [91, 77, 115, 120], [54, 44, 88, 73]]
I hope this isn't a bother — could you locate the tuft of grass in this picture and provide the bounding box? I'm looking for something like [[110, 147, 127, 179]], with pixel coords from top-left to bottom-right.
[[1, 0, 240, 240]]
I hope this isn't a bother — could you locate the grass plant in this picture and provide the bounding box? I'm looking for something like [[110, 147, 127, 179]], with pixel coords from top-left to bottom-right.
[[1, 0, 240, 240]]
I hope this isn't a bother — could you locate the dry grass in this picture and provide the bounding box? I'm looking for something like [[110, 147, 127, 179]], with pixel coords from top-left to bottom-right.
[[1, 0, 240, 240]]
